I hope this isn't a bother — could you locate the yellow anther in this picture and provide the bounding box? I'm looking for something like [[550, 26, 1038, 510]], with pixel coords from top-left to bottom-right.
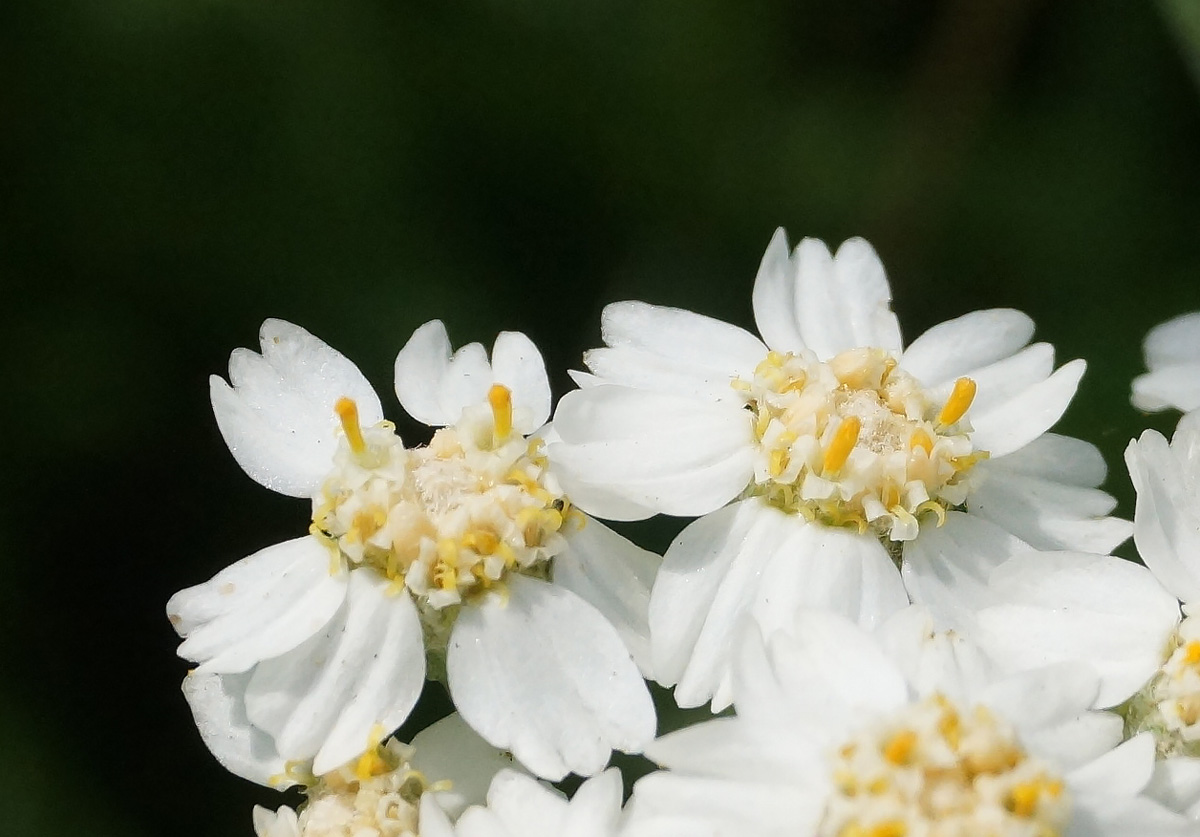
[[882, 729, 917, 765], [335, 396, 366, 454], [937, 377, 977, 426], [909, 428, 934, 456], [769, 448, 789, 478], [822, 416, 861, 474], [868, 823, 907, 837], [1184, 641, 1200, 666], [1008, 782, 1045, 818], [488, 383, 513, 441], [354, 724, 390, 780]]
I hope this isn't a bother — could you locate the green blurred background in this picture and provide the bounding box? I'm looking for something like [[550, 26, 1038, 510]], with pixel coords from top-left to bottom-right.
[[3, 1, 1199, 835]]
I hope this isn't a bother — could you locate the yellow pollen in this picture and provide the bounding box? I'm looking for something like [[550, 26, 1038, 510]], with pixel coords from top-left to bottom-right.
[[882, 729, 917, 766], [488, 383, 513, 441], [909, 428, 934, 456], [1184, 641, 1200, 666], [335, 397, 366, 454], [1008, 779, 1059, 818], [823, 416, 861, 475], [354, 724, 390, 780], [937, 377, 977, 426]]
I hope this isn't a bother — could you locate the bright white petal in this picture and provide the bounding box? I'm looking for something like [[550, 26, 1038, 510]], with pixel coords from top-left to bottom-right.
[[447, 576, 655, 781], [582, 346, 749, 405], [900, 309, 1035, 388], [901, 512, 1031, 628], [1068, 732, 1157, 798], [169, 536, 348, 674], [211, 319, 383, 497], [549, 386, 754, 517], [437, 341, 494, 427], [751, 227, 806, 354], [1127, 429, 1200, 603], [1146, 757, 1200, 821], [394, 319, 455, 426], [181, 671, 293, 788], [242, 569, 426, 773], [410, 713, 523, 819], [595, 300, 768, 384], [977, 661, 1100, 737], [967, 464, 1132, 553], [970, 359, 1086, 457], [974, 552, 1180, 708], [1145, 312, 1200, 368], [553, 515, 660, 676], [490, 331, 551, 432], [1133, 364, 1200, 413], [986, 432, 1108, 488], [925, 342, 1054, 415], [792, 237, 901, 360]]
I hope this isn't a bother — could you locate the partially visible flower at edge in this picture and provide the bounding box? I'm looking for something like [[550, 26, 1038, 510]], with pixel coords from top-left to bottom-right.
[[1132, 312, 1200, 414]]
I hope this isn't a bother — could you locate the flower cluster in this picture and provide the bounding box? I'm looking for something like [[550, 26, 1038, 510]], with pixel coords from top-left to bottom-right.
[[168, 230, 1200, 835]]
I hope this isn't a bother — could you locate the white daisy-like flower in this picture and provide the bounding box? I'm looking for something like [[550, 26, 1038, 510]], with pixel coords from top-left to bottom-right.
[[250, 713, 518, 837], [169, 319, 657, 782], [447, 768, 625, 837], [1132, 313, 1200, 413], [1121, 411, 1200, 819], [548, 229, 1131, 709], [624, 608, 1192, 837]]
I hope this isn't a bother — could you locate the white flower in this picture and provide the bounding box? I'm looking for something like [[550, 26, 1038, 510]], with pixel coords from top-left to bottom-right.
[[624, 608, 1191, 837], [448, 769, 626, 837], [549, 230, 1130, 708], [169, 319, 657, 783], [250, 713, 518, 837], [1132, 313, 1200, 413], [1119, 410, 1200, 813]]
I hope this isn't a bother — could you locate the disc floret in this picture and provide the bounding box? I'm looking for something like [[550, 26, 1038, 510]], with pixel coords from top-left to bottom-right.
[[736, 347, 985, 541], [820, 693, 1071, 837], [1124, 613, 1200, 758]]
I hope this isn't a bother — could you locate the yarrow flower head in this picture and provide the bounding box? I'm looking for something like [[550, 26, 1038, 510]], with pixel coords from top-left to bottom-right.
[[1132, 312, 1200, 414], [251, 713, 522, 837], [623, 608, 1192, 836], [548, 229, 1131, 708], [168, 319, 657, 782]]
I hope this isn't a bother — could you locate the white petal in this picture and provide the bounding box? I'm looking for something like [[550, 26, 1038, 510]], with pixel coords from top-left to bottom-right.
[[974, 552, 1180, 708], [553, 515, 660, 676], [977, 661, 1100, 736], [242, 569, 426, 773], [1145, 312, 1200, 368], [1022, 710, 1124, 773], [1146, 757, 1200, 821], [1127, 429, 1200, 603], [901, 512, 1031, 628], [417, 795, 458, 837], [649, 500, 779, 707], [595, 300, 768, 383], [394, 319, 455, 426], [438, 341, 494, 426], [900, 309, 1035, 388], [181, 671, 293, 787], [924, 342, 1054, 415], [876, 606, 995, 706], [447, 576, 655, 781], [1068, 732, 1157, 798], [751, 227, 806, 354], [476, 770, 568, 837], [792, 237, 901, 359], [490, 331, 551, 432], [549, 386, 754, 517], [627, 772, 824, 837], [211, 319, 383, 497], [410, 713, 522, 819], [967, 465, 1132, 553], [970, 358, 1085, 457], [562, 768, 624, 836], [169, 536, 348, 674], [987, 432, 1108, 488], [582, 346, 750, 405], [735, 612, 909, 734], [1133, 364, 1200, 413]]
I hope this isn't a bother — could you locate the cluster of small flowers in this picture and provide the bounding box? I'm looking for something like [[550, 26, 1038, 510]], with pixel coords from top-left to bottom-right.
[[168, 229, 1200, 835]]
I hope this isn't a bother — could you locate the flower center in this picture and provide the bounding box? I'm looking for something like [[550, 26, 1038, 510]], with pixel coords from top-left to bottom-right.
[[309, 389, 573, 671], [1123, 613, 1200, 758], [733, 347, 985, 541], [819, 694, 1071, 837]]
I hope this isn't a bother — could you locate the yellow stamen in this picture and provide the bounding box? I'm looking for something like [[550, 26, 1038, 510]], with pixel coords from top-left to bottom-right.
[[1184, 641, 1200, 666], [823, 416, 861, 474], [335, 396, 366, 454], [489, 383, 513, 441], [882, 729, 917, 765], [909, 428, 934, 456], [937, 377, 977, 426], [354, 724, 389, 780]]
